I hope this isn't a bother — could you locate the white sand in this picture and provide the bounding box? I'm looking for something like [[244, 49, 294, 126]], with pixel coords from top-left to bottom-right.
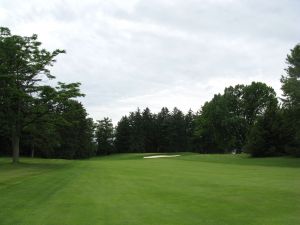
[[143, 155, 180, 159]]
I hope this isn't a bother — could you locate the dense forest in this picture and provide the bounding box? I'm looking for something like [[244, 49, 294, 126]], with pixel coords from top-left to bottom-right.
[[0, 27, 299, 162]]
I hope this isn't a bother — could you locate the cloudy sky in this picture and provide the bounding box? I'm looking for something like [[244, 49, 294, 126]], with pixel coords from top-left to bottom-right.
[[1, 0, 299, 123]]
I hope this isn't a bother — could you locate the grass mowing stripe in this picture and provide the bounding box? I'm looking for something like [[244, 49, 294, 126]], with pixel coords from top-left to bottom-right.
[[0, 154, 299, 225]]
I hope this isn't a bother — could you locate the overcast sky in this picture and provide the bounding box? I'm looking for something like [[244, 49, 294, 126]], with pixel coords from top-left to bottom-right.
[[1, 0, 299, 123]]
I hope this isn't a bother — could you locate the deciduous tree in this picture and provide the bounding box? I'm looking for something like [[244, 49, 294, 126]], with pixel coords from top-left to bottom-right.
[[0, 27, 83, 162]]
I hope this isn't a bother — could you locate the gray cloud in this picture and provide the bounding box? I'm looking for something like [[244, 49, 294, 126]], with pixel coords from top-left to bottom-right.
[[1, 0, 299, 123]]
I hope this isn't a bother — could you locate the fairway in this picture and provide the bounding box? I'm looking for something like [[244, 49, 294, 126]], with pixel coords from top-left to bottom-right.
[[0, 154, 300, 225]]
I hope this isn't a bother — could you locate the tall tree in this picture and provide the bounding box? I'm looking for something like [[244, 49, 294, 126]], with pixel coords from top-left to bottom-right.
[[242, 82, 277, 127], [223, 85, 247, 152], [96, 117, 114, 155], [128, 109, 145, 152], [0, 27, 83, 162], [185, 109, 196, 152], [141, 108, 156, 152], [156, 107, 171, 152], [194, 83, 278, 153], [169, 108, 186, 152], [281, 44, 300, 156], [115, 116, 131, 153], [195, 94, 231, 153], [55, 100, 95, 159], [244, 105, 287, 157]]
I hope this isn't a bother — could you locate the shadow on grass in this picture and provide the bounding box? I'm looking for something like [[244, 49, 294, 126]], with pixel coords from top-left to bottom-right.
[[0, 157, 72, 171]]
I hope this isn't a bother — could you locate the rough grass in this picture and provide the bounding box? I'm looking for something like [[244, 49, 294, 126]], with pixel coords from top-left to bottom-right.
[[0, 153, 299, 225]]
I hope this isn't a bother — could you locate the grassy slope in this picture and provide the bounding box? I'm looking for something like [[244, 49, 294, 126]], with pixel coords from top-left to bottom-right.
[[0, 154, 299, 225]]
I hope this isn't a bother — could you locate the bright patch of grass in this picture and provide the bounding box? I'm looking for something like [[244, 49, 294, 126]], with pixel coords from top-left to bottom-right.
[[0, 154, 299, 225]]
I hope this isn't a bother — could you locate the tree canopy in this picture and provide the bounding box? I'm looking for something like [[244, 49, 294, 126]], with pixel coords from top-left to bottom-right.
[[1, 27, 299, 159], [0, 27, 91, 162]]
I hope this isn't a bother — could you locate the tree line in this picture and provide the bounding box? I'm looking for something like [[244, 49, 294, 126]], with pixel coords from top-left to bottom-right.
[[0, 27, 299, 162], [97, 45, 300, 157]]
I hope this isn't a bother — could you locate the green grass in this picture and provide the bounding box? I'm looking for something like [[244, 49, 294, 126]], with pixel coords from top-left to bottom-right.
[[0, 153, 299, 225]]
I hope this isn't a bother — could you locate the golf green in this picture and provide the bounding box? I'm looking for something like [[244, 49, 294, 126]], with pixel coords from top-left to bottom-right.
[[0, 153, 299, 225]]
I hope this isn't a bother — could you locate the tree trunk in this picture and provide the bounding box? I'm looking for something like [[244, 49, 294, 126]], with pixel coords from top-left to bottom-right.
[[31, 141, 35, 158], [12, 130, 20, 163], [12, 97, 21, 163]]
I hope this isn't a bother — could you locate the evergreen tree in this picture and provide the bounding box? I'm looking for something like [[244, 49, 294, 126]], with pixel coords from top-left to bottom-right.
[[115, 116, 131, 153], [141, 108, 156, 152], [96, 117, 114, 155], [156, 107, 171, 152], [128, 109, 145, 152], [169, 108, 186, 152], [281, 44, 300, 156], [185, 109, 196, 152]]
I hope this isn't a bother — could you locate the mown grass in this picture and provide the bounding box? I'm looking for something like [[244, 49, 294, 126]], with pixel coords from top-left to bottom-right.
[[0, 153, 299, 225]]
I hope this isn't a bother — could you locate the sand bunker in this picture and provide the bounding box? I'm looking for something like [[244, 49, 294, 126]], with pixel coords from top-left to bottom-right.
[[144, 155, 180, 159]]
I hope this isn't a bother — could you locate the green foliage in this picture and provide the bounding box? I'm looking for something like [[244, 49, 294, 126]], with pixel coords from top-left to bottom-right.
[[1, 27, 298, 158], [141, 108, 157, 152], [242, 82, 278, 126], [156, 107, 171, 152], [115, 116, 131, 153], [96, 117, 114, 155], [114, 107, 197, 153], [0, 27, 90, 161], [55, 100, 95, 159], [243, 44, 300, 157], [168, 108, 186, 152], [185, 109, 196, 151], [280, 44, 300, 156], [244, 107, 287, 157], [128, 109, 145, 152], [194, 82, 278, 154], [283, 43, 300, 93]]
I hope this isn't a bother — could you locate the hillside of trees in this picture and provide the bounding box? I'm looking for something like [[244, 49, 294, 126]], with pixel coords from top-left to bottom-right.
[[0, 27, 299, 162]]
